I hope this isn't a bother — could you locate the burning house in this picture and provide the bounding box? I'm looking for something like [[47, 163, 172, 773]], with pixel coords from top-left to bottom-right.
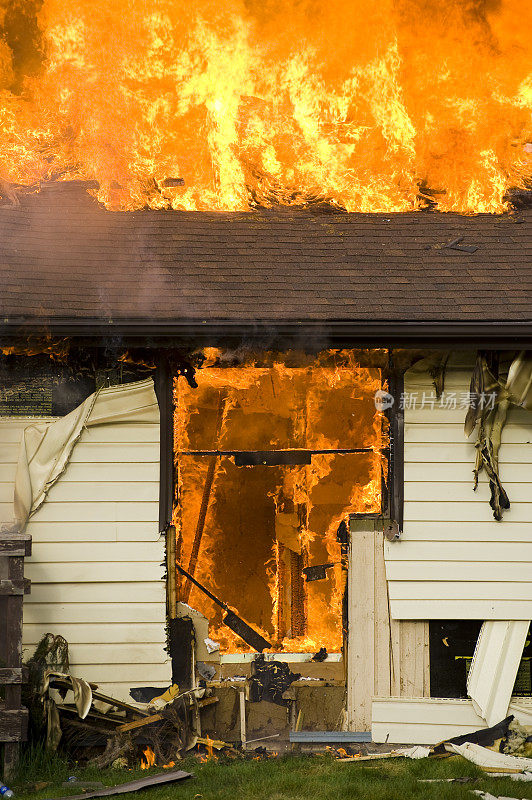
[[1, 185, 531, 760], [0, 0, 532, 775]]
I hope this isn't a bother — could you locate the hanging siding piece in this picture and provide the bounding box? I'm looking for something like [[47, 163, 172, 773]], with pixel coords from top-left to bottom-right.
[[13, 379, 159, 529], [467, 620, 530, 727], [465, 352, 532, 521]]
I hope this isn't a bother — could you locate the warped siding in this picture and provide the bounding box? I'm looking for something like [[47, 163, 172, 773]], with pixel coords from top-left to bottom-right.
[[0, 417, 170, 701], [386, 354, 532, 620]]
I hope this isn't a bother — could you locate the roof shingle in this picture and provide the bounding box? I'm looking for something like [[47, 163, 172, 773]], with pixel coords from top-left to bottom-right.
[[0, 183, 531, 325]]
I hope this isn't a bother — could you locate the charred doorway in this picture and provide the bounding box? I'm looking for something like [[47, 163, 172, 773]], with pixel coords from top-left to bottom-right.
[[172, 349, 385, 658]]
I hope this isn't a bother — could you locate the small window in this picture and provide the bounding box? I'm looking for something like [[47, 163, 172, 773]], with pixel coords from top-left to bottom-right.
[[430, 621, 532, 698]]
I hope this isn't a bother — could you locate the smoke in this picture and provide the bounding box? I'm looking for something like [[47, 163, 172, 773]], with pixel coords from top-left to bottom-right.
[[0, 0, 44, 92]]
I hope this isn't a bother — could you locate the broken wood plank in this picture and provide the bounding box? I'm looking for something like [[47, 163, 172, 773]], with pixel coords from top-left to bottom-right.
[[115, 712, 164, 733], [58, 705, 127, 726], [197, 696, 219, 709], [336, 752, 405, 762], [91, 694, 148, 716], [88, 736, 135, 770], [45, 770, 192, 800], [162, 177, 185, 187], [50, 678, 150, 717], [196, 736, 230, 750]]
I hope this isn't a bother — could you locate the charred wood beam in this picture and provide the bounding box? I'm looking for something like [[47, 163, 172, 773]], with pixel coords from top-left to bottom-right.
[[175, 563, 271, 652], [154, 355, 174, 534], [183, 394, 227, 602], [179, 448, 379, 466], [387, 365, 404, 532]]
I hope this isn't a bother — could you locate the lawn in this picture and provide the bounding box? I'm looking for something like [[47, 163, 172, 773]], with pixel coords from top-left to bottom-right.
[[9, 747, 532, 800]]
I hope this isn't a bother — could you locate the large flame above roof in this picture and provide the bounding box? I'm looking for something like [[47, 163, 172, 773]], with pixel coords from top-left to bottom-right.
[[0, 0, 531, 212]]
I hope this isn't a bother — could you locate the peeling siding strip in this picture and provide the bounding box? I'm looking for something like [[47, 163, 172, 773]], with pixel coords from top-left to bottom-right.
[[467, 620, 530, 727]]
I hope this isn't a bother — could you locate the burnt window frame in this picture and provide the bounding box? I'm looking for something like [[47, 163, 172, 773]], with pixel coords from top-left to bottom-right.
[[155, 354, 174, 534], [384, 363, 404, 532]]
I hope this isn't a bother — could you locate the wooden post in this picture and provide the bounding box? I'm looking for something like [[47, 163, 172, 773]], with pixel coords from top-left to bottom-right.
[[346, 517, 378, 731], [0, 533, 30, 780], [238, 689, 246, 750], [346, 516, 430, 733]]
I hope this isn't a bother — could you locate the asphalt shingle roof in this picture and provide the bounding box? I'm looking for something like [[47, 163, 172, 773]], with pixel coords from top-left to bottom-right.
[[1, 182, 531, 325]]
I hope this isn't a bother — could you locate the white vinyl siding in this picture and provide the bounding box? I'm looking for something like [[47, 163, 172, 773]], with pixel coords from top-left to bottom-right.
[[385, 354, 532, 620], [372, 697, 532, 744], [0, 417, 170, 701]]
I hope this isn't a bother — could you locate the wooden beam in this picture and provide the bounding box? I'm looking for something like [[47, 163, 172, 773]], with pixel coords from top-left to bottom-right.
[[239, 690, 246, 750]]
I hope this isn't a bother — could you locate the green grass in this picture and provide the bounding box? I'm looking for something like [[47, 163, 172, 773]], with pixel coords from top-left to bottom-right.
[[8, 747, 532, 800]]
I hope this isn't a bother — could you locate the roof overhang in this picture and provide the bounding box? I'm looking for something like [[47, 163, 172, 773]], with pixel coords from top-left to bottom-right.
[[1, 318, 531, 349]]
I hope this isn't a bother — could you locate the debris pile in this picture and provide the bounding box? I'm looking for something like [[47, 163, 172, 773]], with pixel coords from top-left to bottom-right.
[[24, 634, 233, 769]]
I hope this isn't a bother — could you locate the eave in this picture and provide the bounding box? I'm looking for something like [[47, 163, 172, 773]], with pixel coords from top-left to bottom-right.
[[1, 318, 531, 349]]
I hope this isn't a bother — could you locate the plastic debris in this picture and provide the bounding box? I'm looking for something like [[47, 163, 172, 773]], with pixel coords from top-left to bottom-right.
[[471, 792, 524, 800], [419, 778, 474, 783], [397, 745, 431, 759], [197, 661, 217, 680], [448, 742, 532, 773]]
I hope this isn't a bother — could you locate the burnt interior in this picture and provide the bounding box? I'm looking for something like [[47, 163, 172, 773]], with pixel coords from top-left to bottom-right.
[[172, 348, 385, 654]]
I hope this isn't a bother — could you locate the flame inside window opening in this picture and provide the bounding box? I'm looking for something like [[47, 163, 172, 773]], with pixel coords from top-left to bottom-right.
[[173, 349, 386, 654], [1, 1, 531, 213]]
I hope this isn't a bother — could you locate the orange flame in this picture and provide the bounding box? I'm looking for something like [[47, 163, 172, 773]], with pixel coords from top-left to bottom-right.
[[140, 746, 156, 769], [1, 1, 531, 213]]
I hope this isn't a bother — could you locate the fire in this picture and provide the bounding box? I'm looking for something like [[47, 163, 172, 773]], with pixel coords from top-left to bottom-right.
[[1, 1, 531, 213], [1, 338, 70, 361], [140, 746, 156, 769], [174, 349, 385, 653]]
